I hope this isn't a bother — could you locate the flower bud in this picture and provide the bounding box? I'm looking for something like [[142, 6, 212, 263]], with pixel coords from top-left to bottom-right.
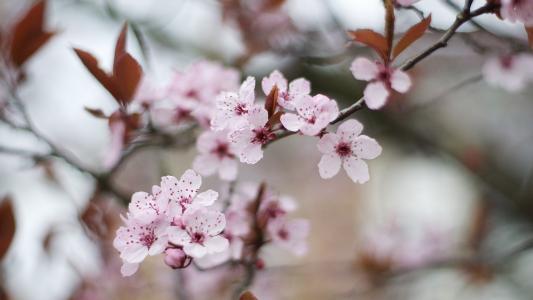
[[164, 248, 187, 269]]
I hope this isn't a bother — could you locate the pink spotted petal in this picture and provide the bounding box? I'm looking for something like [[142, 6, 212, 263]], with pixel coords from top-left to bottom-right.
[[350, 57, 379, 81], [194, 190, 219, 206], [364, 81, 390, 110], [148, 236, 168, 256], [280, 113, 304, 132], [391, 69, 412, 93], [289, 78, 311, 96], [204, 236, 230, 254], [239, 144, 263, 164], [239, 76, 256, 105], [193, 154, 220, 176], [318, 153, 342, 179], [167, 227, 192, 246], [262, 70, 288, 95], [121, 244, 148, 263], [343, 157, 370, 184], [337, 119, 363, 140], [354, 135, 382, 160], [121, 262, 139, 277], [184, 243, 208, 258], [317, 133, 340, 154], [247, 105, 269, 128]]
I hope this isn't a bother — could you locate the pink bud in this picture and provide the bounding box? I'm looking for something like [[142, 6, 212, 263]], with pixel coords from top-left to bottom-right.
[[164, 248, 187, 269]]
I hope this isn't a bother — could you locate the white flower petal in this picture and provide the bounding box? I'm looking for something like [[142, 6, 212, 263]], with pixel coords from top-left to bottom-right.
[[350, 57, 379, 81], [280, 113, 304, 132], [364, 81, 390, 110], [343, 157, 370, 184], [318, 154, 342, 179], [205, 236, 230, 254], [391, 69, 412, 93]]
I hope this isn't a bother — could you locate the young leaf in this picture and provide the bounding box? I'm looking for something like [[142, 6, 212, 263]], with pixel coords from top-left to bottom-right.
[[525, 26, 533, 50], [113, 53, 142, 103], [73, 48, 120, 101], [113, 23, 128, 72], [9, 0, 56, 67], [0, 197, 16, 261], [264, 85, 279, 118], [347, 29, 389, 62], [84, 107, 107, 119], [392, 15, 432, 60], [266, 111, 283, 128], [239, 291, 258, 300]]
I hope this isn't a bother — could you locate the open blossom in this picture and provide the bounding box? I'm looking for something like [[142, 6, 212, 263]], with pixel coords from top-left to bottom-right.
[[317, 119, 382, 183], [500, 0, 533, 26], [160, 170, 219, 216], [229, 106, 275, 164], [483, 54, 533, 92], [211, 76, 257, 131], [167, 207, 229, 258], [350, 57, 411, 110], [261, 70, 311, 110], [113, 214, 169, 276], [193, 130, 239, 181], [267, 218, 310, 256], [280, 94, 339, 136], [128, 185, 168, 225]]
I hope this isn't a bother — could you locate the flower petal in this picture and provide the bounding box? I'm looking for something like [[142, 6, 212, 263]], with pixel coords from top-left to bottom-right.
[[239, 144, 263, 164], [317, 133, 340, 154], [289, 78, 310, 96], [194, 190, 219, 206], [193, 154, 220, 176], [121, 262, 139, 277], [239, 76, 256, 105], [121, 244, 148, 263], [219, 157, 238, 181], [167, 227, 192, 245], [354, 135, 382, 160], [262, 70, 288, 95], [364, 81, 390, 110], [343, 157, 370, 184], [280, 113, 304, 132], [350, 57, 379, 81], [318, 154, 342, 179], [337, 119, 363, 140], [205, 235, 230, 254], [391, 69, 412, 93], [184, 243, 208, 258]]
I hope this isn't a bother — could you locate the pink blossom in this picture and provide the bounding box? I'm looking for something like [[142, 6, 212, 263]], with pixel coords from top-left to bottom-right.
[[113, 215, 169, 276], [259, 193, 296, 222], [128, 185, 169, 225], [500, 0, 533, 26], [483, 54, 533, 92], [164, 247, 189, 269], [229, 106, 275, 164], [261, 70, 311, 110], [167, 207, 229, 258], [280, 94, 339, 136], [317, 119, 382, 183], [211, 76, 257, 131], [267, 218, 310, 256], [350, 57, 411, 109], [160, 170, 219, 216], [193, 130, 239, 181]]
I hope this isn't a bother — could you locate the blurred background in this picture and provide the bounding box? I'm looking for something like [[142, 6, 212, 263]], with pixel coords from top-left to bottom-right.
[[2, 0, 533, 299]]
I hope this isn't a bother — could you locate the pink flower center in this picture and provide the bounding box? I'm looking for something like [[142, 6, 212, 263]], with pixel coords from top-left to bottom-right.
[[212, 142, 233, 159], [278, 228, 289, 240], [499, 55, 514, 70], [139, 230, 156, 247], [335, 142, 352, 157], [252, 127, 275, 145], [235, 103, 248, 115], [186, 89, 198, 99], [191, 232, 205, 244], [175, 108, 191, 121]]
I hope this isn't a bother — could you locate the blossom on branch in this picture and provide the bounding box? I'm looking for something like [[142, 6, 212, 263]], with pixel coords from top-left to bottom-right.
[[267, 218, 310, 256], [483, 54, 533, 92], [261, 70, 311, 110], [280, 94, 339, 136], [317, 119, 382, 183], [500, 0, 533, 26], [212, 76, 258, 131], [350, 57, 411, 109], [193, 130, 239, 181]]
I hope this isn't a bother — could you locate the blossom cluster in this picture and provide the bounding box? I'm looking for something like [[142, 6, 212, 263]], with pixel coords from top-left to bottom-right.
[[113, 169, 229, 276], [195, 182, 310, 269]]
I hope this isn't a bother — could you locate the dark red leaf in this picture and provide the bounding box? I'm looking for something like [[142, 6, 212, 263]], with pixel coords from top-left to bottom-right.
[[239, 291, 258, 300], [0, 197, 16, 261], [84, 107, 108, 119], [113, 53, 142, 103], [113, 23, 128, 72], [525, 26, 533, 50], [266, 111, 282, 128], [392, 14, 432, 60], [264, 85, 279, 118], [9, 0, 55, 67], [347, 29, 389, 62], [73, 48, 121, 101]]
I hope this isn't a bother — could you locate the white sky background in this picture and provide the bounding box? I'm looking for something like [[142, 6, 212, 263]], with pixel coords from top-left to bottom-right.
[[1, 0, 533, 299]]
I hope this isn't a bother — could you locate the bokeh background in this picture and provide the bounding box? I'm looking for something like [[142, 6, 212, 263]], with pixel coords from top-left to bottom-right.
[[2, 0, 533, 299]]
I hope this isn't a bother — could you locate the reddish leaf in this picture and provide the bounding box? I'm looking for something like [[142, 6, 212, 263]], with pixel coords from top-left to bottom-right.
[[392, 15, 432, 60], [113, 53, 142, 103], [262, 0, 286, 10], [266, 111, 282, 128], [9, 0, 55, 67], [264, 85, 279, 118], [73, 48, 120, 100], [113, 23, 128, 72], [525, 26, 533, 50], [84, 107, 107, 119], [239, 291, 258, 300], [0, 197, 16, 261], [348, 29, 389, 62]]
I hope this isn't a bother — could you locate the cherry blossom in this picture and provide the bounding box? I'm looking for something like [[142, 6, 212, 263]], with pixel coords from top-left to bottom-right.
[[500, 0, 533, 26], [317, 119, 382, 183], [113, 214, 170, 276], [164, 247, 189, 269], [211, 76, 257, 131], [483, 54, 533, 92], [280, 94, 339, 136], [261, 70, 311, 110], [167, 207, 229, 258], [229, 106, 275, 164], [160, 170, 219, 216], [350, 57, 411, 109], [267, 218, 310, 256], [193, 130, 239, 181], [128, 185, 169, 225]]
